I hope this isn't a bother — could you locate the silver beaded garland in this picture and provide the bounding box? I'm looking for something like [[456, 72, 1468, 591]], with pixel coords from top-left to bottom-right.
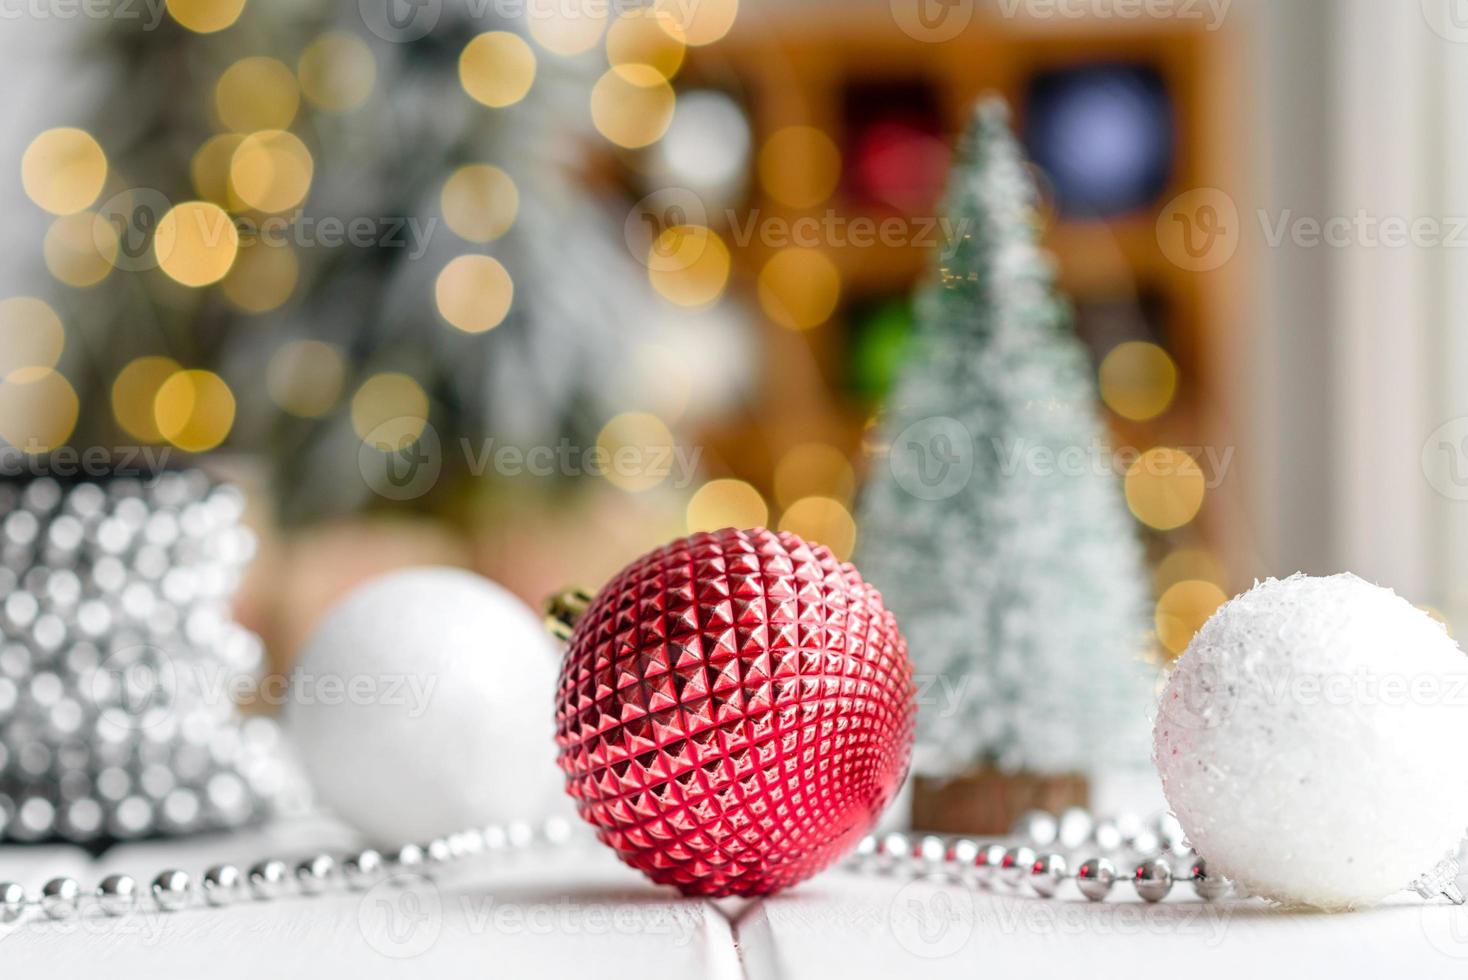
[[248, 859, 290, 900], [425, 838, 453, 864], [1000, 846, 1036, 887], [948, 837, 980, 866], [1190, 859, 1231, 901], [0, 880, 25, 922], [40, 876, 80, 919], [1010, 809, 1058, 847], [975, 843, 1008, 881], [151, 870, 191, 911], [0, 816, 580, 925], [0, 473, 292, 844], [343, 849, 384, 890], [1075, 857, 1117, 902], [97, 873, 138, 915], [295, 854, 337, 894], [203, 864, 243, 906], [1132, 857, 1174, 903], [0, 809, 1457, 925], [1028, 853, 1068, 897], [395, 843, 426, 869], [916, 834, 947, 864]]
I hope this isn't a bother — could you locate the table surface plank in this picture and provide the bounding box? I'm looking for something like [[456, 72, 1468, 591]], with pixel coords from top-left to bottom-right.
[[3, 806, 1467, 977]]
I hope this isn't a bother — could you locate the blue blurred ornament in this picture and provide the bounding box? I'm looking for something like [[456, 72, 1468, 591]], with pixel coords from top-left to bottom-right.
[[1024, 64, 1175, 218]]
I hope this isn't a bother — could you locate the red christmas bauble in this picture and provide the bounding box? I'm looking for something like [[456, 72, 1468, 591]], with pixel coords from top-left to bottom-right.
[[554, 527, 914, 897]]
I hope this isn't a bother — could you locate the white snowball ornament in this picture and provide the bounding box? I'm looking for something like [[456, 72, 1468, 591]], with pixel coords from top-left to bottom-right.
[[1155, 573, 1468, 910], [287, 568, 565, 843]]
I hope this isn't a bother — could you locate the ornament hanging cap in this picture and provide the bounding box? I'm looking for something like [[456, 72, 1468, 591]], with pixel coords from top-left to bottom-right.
[[544, 587, 592, 642]]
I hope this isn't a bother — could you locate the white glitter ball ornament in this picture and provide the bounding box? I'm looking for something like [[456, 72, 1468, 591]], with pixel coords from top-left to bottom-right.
[[287, 568, 566, 843], [1154, 573, 1468, 910]]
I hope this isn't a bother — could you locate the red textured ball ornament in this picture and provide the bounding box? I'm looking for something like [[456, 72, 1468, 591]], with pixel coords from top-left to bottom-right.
[[554, 527, 915, 897]]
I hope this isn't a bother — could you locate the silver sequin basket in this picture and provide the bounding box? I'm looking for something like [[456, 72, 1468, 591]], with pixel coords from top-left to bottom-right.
[[0, 471, 287, 843]]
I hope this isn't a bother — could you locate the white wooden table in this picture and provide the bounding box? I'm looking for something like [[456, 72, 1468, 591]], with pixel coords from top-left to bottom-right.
[[4, 809, 1467, 978]]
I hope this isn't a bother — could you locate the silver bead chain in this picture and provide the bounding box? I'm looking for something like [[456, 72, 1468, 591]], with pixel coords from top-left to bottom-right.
[[845, 809, 1232, 905], [2, 807, 1461, 923], [846, 808, 1465, 906], [0, 817, 576, 924]]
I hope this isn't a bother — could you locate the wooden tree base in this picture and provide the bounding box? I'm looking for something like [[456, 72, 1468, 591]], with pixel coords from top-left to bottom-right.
[[911, 769, 1090, 836]]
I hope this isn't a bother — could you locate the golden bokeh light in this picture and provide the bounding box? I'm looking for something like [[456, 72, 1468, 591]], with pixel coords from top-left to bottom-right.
[[221, 243, 298, 313], [112, 356, 181, 442], [22, 128, 107, 216], [759, 126, 840, 210], [154, 201, 239, 287], [191, 133, 245, 206], [0, 370, 78, 453], [778, 496, 856, 560], [267, 340, 345, 418], [758, 247, 841, 330], [155, 369, 236, 452], [528, 0, 608, 55], [215, 57, 300, 132], [459, 32, 537, 108], [653, 0, 737, 46], [1124, 447, 1206, 531], [298, 32, 376, 111], [166, 0, 245, 33], [687, 479, 767, 533], [441, 165, 519, 243], [590, 66, 675, 148], [1153, 548, 1226, 593], [229, 130, 314, 213], [596, 411, 675, 492], [1099, 341, 1178, 422], [0, 297, 65, 381], [647, 225, 729, 308], [435, 255, 514, 333], [352, 372, 429, 449], [44, 212, 117, 288], [774, 443, 856, 508], [1155, 579, 1230, 656], [606, 8, 685, 79]]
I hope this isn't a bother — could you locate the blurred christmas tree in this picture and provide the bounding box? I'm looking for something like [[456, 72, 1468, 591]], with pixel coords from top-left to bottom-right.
[[20, 0, 741, 521], [856, 100, 1153, 806]]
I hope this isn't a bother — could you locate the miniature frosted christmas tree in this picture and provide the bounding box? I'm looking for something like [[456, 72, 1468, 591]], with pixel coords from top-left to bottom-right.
[[855, 99, 1154, 812]]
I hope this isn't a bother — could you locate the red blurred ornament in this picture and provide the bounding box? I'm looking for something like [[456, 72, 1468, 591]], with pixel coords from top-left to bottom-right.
[[553, 527, 915, 897]]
